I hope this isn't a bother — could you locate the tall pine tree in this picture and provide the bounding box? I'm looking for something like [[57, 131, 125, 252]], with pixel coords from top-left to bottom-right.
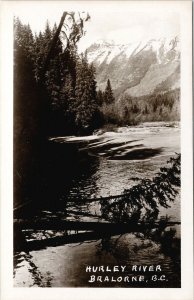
[[104, 79, 115, 104], [74, 55, 99, 134], [96, 89, 104, 106]]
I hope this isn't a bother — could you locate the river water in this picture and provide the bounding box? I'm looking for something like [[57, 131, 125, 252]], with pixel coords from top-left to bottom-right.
[[14, 122, 181, 287]]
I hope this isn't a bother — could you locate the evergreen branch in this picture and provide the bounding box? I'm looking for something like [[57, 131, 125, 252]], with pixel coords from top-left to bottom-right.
[[100, 154, 180, 223]]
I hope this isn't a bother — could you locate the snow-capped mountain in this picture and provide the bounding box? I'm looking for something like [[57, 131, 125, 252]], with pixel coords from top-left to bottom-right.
[[86, 37, 180, 98]]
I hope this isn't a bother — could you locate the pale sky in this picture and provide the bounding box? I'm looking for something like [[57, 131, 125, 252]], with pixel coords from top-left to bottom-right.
[[11, 1, 180, 52]]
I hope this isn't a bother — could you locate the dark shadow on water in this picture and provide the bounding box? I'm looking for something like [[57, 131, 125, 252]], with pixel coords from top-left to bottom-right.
[[14, 140, 100, 218], [105, 144, 144, 158], [109, 147, 163, 160]]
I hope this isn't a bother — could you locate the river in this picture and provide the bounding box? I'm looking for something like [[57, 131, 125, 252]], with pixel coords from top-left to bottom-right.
[[14, 122, 181, 287]]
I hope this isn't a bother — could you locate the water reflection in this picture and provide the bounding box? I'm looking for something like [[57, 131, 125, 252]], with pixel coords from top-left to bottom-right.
[[14, 124, 181, 287], [14, 251, 52, 287]]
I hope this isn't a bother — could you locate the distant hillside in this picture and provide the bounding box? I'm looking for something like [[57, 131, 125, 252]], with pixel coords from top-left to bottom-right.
[[116, 89, 180, 124]]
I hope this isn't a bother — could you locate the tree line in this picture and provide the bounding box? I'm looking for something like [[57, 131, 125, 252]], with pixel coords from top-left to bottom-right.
[[106, 88, 180, 126]]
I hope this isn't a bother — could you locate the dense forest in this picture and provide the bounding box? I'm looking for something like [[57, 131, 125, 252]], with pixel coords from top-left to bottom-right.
[[14, 17, 104, 138], [106, 88, 180, 125]]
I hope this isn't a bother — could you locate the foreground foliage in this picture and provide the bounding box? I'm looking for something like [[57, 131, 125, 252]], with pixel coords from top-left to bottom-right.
[[100, 154, 181, 223]]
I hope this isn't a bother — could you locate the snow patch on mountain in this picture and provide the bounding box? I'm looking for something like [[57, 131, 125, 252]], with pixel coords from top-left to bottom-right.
[[87, 36, 180, 65], [86, 36, 180, 98]]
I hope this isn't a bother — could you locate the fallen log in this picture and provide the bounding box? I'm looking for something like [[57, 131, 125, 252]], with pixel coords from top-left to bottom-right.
[[14, 219, 181, 252], [14, 219, 180, 232]]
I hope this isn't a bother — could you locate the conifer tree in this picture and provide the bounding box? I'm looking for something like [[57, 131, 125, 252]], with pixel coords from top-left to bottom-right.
[[96, 89, 104, 106], [15, 16, 101, 137], [74, 55, 99, 134], [14, 18, 44, 207], [104, 79, 115, 104], [33, 31, 45, 81]]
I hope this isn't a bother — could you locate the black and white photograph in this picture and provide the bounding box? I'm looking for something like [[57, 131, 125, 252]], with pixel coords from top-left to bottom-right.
[[0, 0, 193, 299]]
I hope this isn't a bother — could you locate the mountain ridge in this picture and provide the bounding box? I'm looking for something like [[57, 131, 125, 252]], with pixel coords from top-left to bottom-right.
[[86, 36, 180, 99]]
